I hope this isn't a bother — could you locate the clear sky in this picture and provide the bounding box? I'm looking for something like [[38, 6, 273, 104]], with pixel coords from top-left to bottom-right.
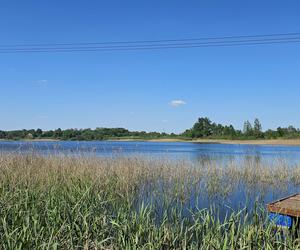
[[1, 1, 300, 133]]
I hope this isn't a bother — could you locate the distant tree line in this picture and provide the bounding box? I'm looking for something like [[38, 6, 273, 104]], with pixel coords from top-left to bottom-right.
[[182, 117, 300, 139], [0, 127, 175, 140], [1, 117, 300, 140]]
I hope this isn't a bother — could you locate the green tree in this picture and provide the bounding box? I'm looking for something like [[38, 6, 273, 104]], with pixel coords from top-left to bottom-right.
[[35, 128, 43, 138], [243, 121, 253, 136], [54, 128, 63, 138], [191, 117, 213, 138], [253, 118, 263, 138]]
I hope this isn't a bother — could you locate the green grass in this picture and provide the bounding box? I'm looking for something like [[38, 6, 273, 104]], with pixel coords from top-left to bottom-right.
[[0, 154, 300, 249]]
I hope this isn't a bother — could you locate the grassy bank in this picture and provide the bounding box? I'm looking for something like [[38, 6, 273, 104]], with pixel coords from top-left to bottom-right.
[[1, 154, 300, 248]]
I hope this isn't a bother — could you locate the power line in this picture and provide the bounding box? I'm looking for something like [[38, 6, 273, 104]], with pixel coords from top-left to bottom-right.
[[1, 32, 300, 47], [2, 36, 300, 51], [1, 40, 300, 54], [1, 32, 300, 53]]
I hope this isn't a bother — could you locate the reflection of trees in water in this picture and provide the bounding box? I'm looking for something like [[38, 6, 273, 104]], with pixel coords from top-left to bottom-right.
[[194, 153, 264, 170], [244, 146, 262, 164], [195, 154, 214, 165], [191, 144, 271, 167], [244, 154, 262, 165], [195, 154, 236, 165]]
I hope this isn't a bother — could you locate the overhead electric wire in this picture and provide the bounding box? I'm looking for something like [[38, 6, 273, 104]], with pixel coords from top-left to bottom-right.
[[1, 40, 300, 54], [1, 32, 300, 47], [1, 32, 300, 53], [2, 36, 300, 51]]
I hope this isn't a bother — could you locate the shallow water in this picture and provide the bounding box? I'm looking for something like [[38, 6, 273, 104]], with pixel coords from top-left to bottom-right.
[[137, 168, 299, 220], [1, 140, 300, 218]]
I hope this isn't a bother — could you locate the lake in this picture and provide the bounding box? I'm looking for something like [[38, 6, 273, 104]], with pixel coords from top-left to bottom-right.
[[1, 140, 300, 164], [1, 140, 300, 218]]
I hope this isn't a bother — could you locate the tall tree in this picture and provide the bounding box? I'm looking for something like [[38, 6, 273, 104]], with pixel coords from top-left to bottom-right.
[[35, 128, 43, 137], [253, 118, 262, 138], [192, 117, 213, 138], [243, 120, 252, 135], [253, 119, 262, 132]]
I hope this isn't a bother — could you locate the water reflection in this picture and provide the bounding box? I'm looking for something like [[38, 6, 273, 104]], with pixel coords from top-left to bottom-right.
[[2, 140, 300, 164]]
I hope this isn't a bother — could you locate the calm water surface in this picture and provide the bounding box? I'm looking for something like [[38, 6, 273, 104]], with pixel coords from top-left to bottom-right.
[[1, 140, 300, 163], [1, 140, 300, 218]]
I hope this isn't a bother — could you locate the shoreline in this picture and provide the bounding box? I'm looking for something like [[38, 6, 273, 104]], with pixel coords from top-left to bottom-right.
[[193, 139, 300, 146], [0, 138, 59, 142], [1, 138, 300, 146], [108, 138, 300, 146]]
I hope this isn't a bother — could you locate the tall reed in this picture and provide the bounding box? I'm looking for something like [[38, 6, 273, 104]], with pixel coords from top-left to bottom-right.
[[0, 153, 299, 249]]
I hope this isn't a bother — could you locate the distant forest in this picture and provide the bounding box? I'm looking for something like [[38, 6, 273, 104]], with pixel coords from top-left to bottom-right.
[[1, 117, 300, 140]]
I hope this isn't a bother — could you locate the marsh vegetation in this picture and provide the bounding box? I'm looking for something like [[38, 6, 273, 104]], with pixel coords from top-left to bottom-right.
[[1, 153, 300, 248]]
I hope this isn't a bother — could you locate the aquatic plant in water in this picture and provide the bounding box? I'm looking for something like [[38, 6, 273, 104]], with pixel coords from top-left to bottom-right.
[[0, 153, 300, 248]]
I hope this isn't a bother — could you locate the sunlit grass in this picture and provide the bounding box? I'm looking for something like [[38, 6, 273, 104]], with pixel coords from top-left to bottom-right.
[[0, 153, 300, 248]]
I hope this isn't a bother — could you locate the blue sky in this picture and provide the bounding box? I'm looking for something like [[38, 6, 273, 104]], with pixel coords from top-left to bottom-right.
[[1, 1, 300, 133]]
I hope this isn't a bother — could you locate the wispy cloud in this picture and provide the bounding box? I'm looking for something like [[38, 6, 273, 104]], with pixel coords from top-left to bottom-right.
[[169, 100, 186, 107], [35, 80, 48, 87], [37, 115, 49, 119]]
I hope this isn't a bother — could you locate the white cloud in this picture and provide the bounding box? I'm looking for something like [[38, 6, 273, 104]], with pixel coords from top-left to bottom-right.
[[162, 119, 168, 123], [169, 100, 186, 107]]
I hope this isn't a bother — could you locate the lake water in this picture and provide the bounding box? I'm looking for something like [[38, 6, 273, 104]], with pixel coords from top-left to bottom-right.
[[1, 140, 300, 164], [1, 140, 300, 218]]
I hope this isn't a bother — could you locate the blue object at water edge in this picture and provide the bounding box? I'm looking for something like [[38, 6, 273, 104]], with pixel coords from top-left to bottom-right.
[[269, 213, 293, 228]]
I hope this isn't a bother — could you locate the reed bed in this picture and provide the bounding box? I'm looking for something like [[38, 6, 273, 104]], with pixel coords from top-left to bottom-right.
[[0, 153, 300, 249]]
